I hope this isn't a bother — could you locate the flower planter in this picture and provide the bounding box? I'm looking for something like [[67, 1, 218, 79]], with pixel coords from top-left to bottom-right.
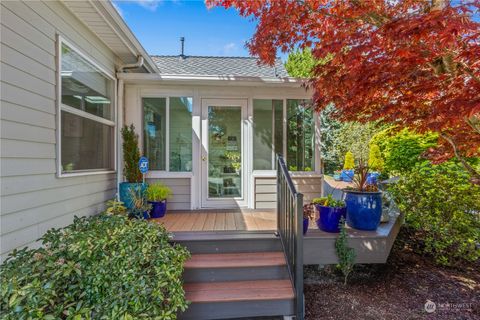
[[315, 204, 347, 233], [149, 200, 167, 218], [340, 169, 354, 182], [303, 217, 309, 235], [344, 190, 382, 230], [333, 171, 342, 181], [119, 182, 147, 210]]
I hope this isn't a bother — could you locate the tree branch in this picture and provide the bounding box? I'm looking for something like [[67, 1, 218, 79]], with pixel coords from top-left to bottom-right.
[[441, 133, 480, 185]]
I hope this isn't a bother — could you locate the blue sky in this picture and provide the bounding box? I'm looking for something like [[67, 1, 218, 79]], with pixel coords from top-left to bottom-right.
[[113, 0, 263, 58]]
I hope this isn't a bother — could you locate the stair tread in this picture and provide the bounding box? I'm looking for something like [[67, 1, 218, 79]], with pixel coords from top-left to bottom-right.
[[185, 252, 286, 269], [184, 280, 294, 303]]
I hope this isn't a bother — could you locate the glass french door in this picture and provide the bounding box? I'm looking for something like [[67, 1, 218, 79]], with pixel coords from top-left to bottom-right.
[[201, 99, 248, 208]]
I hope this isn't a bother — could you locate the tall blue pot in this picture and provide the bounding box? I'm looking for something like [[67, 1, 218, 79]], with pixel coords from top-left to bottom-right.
[[119, 182, 147, 210], [344, 190, 382, 230], [315, 204, 347, 233]]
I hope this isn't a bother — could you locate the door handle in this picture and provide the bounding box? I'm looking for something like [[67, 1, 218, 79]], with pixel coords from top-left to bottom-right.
[[202, 156, 206, 161]]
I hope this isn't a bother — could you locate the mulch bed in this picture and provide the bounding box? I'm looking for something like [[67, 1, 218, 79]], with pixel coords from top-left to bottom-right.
[[304, 230, 480, 320]]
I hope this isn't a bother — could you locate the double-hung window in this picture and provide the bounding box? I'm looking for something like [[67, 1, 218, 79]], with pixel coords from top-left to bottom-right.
[[58, 39, 115, 175], [143, 97, 193, 172]]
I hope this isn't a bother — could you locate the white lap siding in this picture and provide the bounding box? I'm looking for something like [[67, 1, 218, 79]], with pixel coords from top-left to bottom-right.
[[0, 1, 117, 260]]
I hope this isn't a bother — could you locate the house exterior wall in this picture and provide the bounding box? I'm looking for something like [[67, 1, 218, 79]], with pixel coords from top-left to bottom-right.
[[0, 1, 118, 260], [123, 83, 321, 210]]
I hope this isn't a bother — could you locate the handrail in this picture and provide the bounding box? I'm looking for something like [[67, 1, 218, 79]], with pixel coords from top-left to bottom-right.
[[276, 155, 304, 320]]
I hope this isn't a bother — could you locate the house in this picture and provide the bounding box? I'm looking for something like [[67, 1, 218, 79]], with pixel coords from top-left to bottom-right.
[[1, 1, 401, 319]]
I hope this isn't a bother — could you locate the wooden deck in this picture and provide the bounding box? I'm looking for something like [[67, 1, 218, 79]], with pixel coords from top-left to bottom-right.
[[151, 209, 277, 232]]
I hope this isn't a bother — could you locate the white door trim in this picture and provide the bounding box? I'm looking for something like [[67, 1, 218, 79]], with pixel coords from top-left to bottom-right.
[[201, 98, 248, 208]]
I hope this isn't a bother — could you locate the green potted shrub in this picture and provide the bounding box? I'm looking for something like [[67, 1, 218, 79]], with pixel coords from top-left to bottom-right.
[[120, 124, 145, 209], [312, 195, 347, 233], [367, 144, 384, 185], [341, 151, 355, 182], [146, 183, 172, 218], [129, 186, 152, 219]]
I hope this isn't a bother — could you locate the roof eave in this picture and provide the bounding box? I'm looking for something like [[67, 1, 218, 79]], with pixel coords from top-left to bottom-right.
[[117, 73, 308, 86]]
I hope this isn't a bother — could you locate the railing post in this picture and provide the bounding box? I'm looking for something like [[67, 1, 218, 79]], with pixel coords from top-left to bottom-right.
[[295, 192, 304, 319]]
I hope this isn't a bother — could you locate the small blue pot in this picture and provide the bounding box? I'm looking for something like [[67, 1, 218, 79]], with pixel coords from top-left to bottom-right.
[[149, 200, 167, 218], [303, 217, 309, 235], [366, 172, 380, 185], [340, 169, 354, 182], [119, 182, 147, 209], [344, 190, 382, 231], [315, 204, 347, 233]]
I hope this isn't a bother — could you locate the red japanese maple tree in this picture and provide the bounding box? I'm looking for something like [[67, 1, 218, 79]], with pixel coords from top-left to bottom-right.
[[208, 0, 480, 180]]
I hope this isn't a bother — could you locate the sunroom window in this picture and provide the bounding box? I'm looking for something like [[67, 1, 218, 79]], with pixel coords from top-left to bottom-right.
[[287, 99, 315, 171], [59, 41, 115, 174], [143, 97, 192, 172], [253, 99, 283, 170]]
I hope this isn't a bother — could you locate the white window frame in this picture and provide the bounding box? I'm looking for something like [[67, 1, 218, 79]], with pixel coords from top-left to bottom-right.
[[56, 35, 117, 178], [141, 95, 194, 174]]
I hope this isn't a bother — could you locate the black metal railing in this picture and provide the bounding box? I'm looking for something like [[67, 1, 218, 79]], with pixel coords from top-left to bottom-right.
[[276, 155, 304, 320]]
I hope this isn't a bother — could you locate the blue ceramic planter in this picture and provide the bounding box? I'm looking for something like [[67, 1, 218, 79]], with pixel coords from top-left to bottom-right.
[[344, 190, 382, 230], [119, 182, 147, 209], [149, 200, 167, 218], [143, 211, 150, 219], [303, 217, 309, 235], [315, 204, 347, 233], [340, 169, 354, 182]]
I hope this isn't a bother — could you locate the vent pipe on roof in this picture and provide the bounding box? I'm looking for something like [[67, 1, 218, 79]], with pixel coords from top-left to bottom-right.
[[180, 37, 185, 58]]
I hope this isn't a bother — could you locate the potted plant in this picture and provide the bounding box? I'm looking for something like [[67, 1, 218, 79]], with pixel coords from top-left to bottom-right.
[[303, 204, 314, 235], [343, 161, 382, 230], [129, 187, 152, 219], [340, 151, 355, 182], [119, 124, 145, 209], [312, 195, 347, 233], [333, 170, 342, 181], [146, 183, 173, 218]]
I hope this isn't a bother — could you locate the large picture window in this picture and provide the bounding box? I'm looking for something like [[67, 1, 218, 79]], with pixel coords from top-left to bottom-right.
[[143, 97, 192, 172], [59, 40, 115, 175]]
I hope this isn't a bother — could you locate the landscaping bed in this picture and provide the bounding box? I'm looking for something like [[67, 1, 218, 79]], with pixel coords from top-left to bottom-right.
[[304, 230, 480, 320]]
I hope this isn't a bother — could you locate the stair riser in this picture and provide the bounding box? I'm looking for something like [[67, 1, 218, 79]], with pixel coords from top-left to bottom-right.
[[184, 265, 289, 283], [179, 299, 294, 320], [174, 239, 282, 254]]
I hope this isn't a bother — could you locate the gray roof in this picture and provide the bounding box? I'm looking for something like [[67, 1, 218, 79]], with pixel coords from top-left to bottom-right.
[[151, 55, 289, 78]]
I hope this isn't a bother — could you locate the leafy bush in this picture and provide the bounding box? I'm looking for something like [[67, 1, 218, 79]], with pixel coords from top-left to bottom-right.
[[343, 151, 355, 170], [371, 128, 437, 175], [389, 162, 480, 265], [0, 215, 190, 319], [147, 183, 173, 202]]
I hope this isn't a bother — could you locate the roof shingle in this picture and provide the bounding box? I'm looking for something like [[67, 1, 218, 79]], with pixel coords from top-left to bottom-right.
[[151, 55, 288, 78]]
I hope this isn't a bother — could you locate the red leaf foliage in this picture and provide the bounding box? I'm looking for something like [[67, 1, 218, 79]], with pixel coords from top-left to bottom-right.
[[207, 0, 480, 160]]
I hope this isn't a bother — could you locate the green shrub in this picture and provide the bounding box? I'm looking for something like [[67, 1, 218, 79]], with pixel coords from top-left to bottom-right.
[[147, 183, 173, 202], [389, 161, 480, 265], [0, 215, 190, 319], [335, 218, 356, 285], [122, 124, 142, 183]]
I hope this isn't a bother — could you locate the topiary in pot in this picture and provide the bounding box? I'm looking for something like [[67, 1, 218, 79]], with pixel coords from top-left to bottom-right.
[[120, 124, 145, 209], [341, 151, 355, 182], [146, 183, 173, 218]]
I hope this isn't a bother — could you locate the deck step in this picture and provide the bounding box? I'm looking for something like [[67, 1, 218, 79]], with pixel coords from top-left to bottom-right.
[[183, 252, 289, 282], [185, 252, 286, 269], [180, 280, 294, 319]]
